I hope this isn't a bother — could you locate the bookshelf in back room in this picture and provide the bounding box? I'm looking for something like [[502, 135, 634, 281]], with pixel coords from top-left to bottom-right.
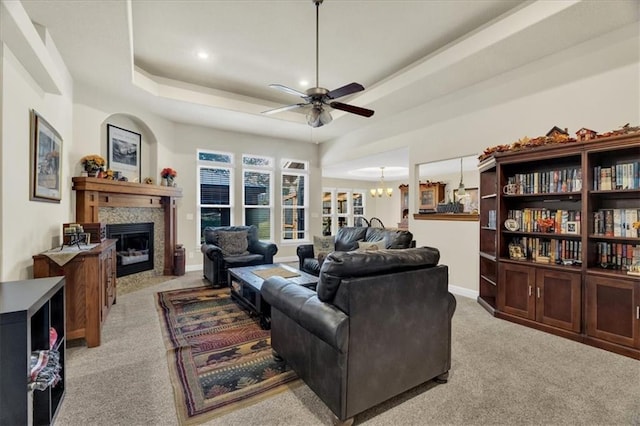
[[477, 132, 640, 359]]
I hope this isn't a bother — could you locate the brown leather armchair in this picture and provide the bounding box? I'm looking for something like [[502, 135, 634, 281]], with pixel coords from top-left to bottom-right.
[[201, 225, 278, 287], [262, 247, 456, 424]]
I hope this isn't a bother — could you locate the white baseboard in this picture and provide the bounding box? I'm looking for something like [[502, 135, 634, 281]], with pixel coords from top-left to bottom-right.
[[448, 285, 477, 300]]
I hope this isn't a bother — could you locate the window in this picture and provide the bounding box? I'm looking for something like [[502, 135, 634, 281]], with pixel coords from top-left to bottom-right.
[[198, 150, 233, 241], [322, 188, 367, 234], [282, 159, 309, 241], [322, 191, 332, 236], [243, 155, 273, 240]]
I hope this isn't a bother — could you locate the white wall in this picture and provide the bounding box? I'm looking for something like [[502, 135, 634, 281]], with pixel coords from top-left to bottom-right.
[[1, 34, 74, 280], [320, 24, 640, 296]]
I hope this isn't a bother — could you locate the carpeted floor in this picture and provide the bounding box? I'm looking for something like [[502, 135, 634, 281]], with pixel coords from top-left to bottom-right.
[[54, 272, 640, 425]]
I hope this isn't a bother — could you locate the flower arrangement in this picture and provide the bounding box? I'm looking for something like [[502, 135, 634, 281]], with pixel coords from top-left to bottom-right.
[[161, 168, 177, 179], [81, 154, 106, 172], [536, 217, 555, 232]]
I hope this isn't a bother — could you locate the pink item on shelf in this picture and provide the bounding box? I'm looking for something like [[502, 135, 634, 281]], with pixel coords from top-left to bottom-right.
[[49, 327, 58, 348]]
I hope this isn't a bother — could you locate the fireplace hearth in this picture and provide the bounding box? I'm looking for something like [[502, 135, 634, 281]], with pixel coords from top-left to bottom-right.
[[107, 223, 154, 277]]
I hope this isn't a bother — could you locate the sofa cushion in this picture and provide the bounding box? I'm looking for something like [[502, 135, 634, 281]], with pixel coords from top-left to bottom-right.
[[334, 227, 367, 251], [203, 225, 259, 246], [316, 247, 441, 303], [357, 239, 387, 251], [365, 228, 413, 249], [217, 230, 249, 256]]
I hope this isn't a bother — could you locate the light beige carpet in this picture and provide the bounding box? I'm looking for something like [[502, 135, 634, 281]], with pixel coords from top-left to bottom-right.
[[54, 272, 640, 425]]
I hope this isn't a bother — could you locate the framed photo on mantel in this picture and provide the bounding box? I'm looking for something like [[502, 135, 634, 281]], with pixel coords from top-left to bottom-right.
[[107, 124, 141, 182]]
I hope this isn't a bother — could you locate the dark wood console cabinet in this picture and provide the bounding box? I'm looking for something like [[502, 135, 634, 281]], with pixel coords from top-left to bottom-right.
[[33, 239, 117, 348], [0, 277, 66, 425], [478, 133, 639, 359]]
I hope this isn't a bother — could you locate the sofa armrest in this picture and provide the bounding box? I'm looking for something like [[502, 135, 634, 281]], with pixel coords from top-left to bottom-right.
[[262, 277, 349, 353], [201, 243, 222, 260], [249, 240, 278, 263], [296, 244, 314, 270]]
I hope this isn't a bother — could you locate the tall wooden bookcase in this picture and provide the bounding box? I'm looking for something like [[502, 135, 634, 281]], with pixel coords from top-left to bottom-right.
[[478, 133, 639, 359]]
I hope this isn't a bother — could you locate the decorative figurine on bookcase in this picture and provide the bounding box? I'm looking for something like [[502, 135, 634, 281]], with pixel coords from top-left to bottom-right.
[[508, 242, 526, 261]]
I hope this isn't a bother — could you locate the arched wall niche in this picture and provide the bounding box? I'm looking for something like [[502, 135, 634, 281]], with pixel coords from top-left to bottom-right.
[[101, 113, 158, 183]]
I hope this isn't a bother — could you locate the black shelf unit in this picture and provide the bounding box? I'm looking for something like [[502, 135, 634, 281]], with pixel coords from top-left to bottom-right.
[[0, 276, 66, 425]]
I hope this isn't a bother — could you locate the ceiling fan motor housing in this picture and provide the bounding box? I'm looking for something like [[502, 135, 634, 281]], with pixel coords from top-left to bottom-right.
[[306, 87, 329, 98]]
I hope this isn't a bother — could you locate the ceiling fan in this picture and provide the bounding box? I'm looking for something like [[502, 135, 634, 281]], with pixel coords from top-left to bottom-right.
[[262, 0, 374, 128]]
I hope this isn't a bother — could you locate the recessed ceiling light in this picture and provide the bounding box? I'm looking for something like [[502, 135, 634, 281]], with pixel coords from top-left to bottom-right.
[[197, 51, 209, 60], [299, 80, 309, 87]]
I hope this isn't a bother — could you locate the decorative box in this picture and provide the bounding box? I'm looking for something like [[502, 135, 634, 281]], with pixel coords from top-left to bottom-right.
[[63, 222, 106, 245]]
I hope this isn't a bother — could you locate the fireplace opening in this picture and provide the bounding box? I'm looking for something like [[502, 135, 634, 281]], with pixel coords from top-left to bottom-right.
[[106, 222, 154, 277]]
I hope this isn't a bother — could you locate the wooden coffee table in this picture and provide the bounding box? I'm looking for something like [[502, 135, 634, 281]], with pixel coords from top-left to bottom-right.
[[228, 263, 318, 329]]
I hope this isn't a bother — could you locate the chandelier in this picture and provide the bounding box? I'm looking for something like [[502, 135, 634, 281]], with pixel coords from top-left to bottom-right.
[[370, 167, 393, 197], [456, 157, 467, 199]]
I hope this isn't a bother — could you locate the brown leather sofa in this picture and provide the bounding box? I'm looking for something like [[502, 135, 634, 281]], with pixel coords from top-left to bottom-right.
[[201, 225, 278, 287], [262, 247, 456, 423], [296, 226, 414, 276]]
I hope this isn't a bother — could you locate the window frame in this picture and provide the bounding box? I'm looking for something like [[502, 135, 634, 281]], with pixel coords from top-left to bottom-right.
[[281, 159, 309, 243], [242, 154, 274, 241], [197, 150, 235, 244], [322, 188, 367, 234]]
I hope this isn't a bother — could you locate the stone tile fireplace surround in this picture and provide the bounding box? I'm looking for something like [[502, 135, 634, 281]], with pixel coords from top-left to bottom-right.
[[72, 177, 182, 281]]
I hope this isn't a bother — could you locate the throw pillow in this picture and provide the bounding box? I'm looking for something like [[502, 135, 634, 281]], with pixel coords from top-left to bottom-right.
[[313, 235, 335, 256], [217, 230, 249, 256], [358, 239, 387, 251]]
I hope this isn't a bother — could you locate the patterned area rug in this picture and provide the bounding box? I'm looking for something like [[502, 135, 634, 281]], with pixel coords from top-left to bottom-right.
[[156, 286, 299, 425]]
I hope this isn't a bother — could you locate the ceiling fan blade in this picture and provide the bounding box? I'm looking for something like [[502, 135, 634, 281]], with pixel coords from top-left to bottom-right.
[[268, 84, 308, 98], [329, 101, 375, 117], [262, 103, 307, 115], [326, 82, 365, 99]]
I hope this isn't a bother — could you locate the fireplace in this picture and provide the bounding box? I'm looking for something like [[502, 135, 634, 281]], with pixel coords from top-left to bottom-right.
[[107, 223, 154, 277]]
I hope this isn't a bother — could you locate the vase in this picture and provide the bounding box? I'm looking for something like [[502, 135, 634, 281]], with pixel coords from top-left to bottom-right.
[[87, 170, 98, 177], [166, 177, 174, 187], [161, 178, 167, 186]]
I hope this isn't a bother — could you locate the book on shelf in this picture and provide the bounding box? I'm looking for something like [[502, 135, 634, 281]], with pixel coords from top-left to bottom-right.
[[508, 167, 582, 194], [511, 236, 581, 264], [593, 161, 640, 190], [597, 242, 638, 270], [593, 208, 640, 237], [507, 208, 581, 234]]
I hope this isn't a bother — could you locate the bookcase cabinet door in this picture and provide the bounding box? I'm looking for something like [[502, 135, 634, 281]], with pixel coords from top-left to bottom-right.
[[586, 275, 640, 349], [498, 262, 535, 320], [535, 269, 581, 332]]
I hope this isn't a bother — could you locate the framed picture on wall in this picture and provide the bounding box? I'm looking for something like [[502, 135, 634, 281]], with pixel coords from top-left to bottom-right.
[[30, 110, 62, 202], [107, 124, 141, 182]]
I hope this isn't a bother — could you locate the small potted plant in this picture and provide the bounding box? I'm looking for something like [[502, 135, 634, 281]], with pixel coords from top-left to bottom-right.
[[161, 167, 177, 186], [81, 154, 106, 177]]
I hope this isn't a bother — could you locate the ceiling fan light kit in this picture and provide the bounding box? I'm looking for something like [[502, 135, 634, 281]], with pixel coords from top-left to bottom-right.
[[263, 0, 375, 127]]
